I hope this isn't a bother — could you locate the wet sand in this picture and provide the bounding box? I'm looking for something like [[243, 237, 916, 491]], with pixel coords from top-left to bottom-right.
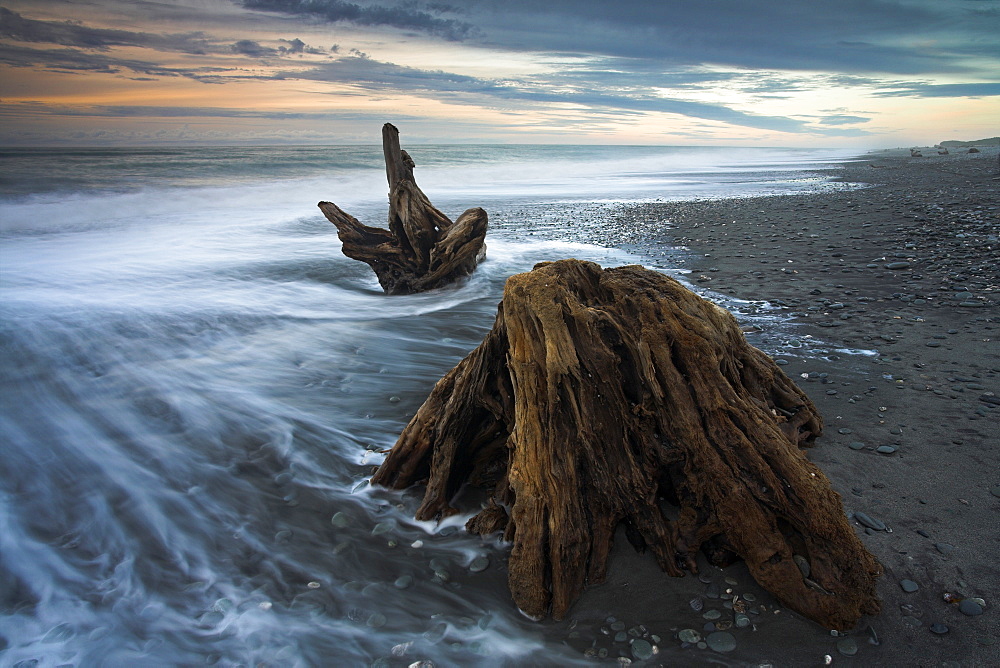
[[550, 149, 999, 666]]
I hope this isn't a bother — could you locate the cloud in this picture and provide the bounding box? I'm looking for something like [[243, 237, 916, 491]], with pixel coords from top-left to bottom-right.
[[231, 39, 278, 57], [872, 82, 1000, 97], [287, 56, 866, 135], [819, 114, 871, 126], [0, 6, 214, 54], [0, 42, 185, 77], [238, 0, 1000, 76], [240, 0, 477, 41]]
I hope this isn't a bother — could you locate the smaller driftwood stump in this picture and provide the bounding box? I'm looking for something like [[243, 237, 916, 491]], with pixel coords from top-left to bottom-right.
[[373, 260, 882, 630], [318, 123, 487, 294]]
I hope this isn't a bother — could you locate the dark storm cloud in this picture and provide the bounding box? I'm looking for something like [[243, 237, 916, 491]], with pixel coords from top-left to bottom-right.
[[1, 7, 323, 59], [239, 0, 1000, 75], [0, 6, 214, 53], [240, 0, 477, 41]]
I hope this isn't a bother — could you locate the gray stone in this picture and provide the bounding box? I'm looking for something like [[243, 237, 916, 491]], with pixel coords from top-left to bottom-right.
[[678, 629, 701, 644], [885, 262, 911, 270], [631, 639, 653, 661], [854, 512, 887, 531], [900, 579, 919, 593], [469, 556, 490, 573], [929, 623, 949, 635], [837, 637, 858, 656], [849, 441, 866, 450], [958, 599, 984, 616], [793, 554, 811, 578], [705, 631, 736, 652], [876, 445, 897, 454]]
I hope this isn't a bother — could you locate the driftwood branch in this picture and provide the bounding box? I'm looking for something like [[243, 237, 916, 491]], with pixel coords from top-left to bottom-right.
[[373, 260, 881, 629], [319, 123, 487, 294]]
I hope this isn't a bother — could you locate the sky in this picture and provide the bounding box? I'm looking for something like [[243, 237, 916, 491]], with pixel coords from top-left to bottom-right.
[[0, 0, 998, 146]]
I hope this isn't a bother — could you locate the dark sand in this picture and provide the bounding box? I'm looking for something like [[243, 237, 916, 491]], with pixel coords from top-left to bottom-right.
[[548, 149, 999, 667]]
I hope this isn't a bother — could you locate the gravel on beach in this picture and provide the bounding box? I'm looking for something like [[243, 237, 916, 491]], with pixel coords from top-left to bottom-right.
[[560, 148, 998, 666]]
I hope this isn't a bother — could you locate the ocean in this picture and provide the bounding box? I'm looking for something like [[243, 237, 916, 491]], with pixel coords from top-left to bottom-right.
[[0, 144, 860, 666]]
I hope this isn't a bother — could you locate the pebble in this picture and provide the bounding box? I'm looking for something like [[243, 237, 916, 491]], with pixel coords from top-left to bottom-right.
[[331, 512, 349, 527], [900, 579, 920, 593], [705, 631, 736, 652], [394, 575, 413, 589], [885, 262, 911, 270], [849, 441, 866, 450], [876, 445, 898, 454], [469, 556, 490, 573], [735, 614, 751, 628], [929, 623, 949, 635], [689, 597, 704, 612], [836, 637, 858, 656], [631, 639, 654, 660], [934, 542, 955, 555], [837, 428, 853, 434], [854, 512, 887, 531], [703, 609, 722, 620], [678, 629, 702, 644], [958, 599, 984, 616], [367, 612, 387, 628], [793, 554, 811, 578]]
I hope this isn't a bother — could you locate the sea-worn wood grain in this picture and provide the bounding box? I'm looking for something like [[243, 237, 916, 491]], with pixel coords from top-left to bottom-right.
[[318, 123, 487, 294], [372, 259, 882, 629]]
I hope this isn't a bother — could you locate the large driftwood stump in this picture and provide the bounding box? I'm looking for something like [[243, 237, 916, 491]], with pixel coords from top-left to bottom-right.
[[373, 260, 881, 629], [318, 123, 487, 294]]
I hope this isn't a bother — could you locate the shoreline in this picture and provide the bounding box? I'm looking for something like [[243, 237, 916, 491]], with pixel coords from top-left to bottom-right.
[[574, 149, 998, 665]]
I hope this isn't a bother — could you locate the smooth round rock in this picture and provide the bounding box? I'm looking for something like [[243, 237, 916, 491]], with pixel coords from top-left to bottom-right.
[[958, 599, 984, 616], [331, 512, 349, 527], [393, 575, 413, 589], [836, 637, 858, 656], [678, 629, 701, 644], [849, 441, 866, 450], [367, 613, 387, 628], [705, 631, 736, 652], [793, 554, 811, 578], [703, 609, 722, 620], [900, 579, 919, 593], [876, 445, 897, 454], [469, 556, 490, 573], [631, 639, 653, 660], [929, 623, 949, 635]]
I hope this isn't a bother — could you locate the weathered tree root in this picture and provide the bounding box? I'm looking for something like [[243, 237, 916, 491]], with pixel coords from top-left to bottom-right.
[[373, 259, 881, 629], [318, 123, 487, 294]]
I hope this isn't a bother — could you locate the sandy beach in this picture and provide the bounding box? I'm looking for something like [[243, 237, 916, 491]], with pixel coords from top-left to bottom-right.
[[550, 148, 998, 667]]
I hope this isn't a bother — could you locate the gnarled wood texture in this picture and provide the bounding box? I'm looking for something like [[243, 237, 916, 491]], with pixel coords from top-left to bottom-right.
[[318, 123, 487, 294], [373, 259, 881, 629]]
